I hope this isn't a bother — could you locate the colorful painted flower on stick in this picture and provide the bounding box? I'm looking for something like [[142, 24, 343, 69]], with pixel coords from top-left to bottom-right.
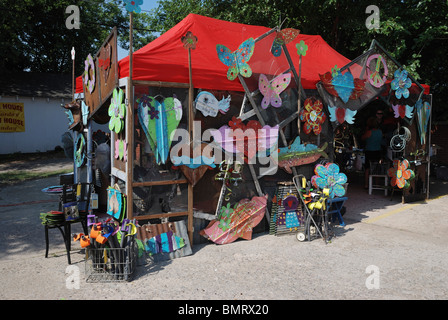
[[123, 0, 143, 13], [311, 162, 347, 198], [299, 97, 326, 135], [181, 31, 198, 50], [391, 69, 412, 99], [108, 88, 126, 133], [296, 40, 308, 56], [388, 159, 415, 189]]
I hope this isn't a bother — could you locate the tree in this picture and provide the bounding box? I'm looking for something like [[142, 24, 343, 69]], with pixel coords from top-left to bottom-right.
[[0, 0, 155, 75], [145, 0, 448, 120]]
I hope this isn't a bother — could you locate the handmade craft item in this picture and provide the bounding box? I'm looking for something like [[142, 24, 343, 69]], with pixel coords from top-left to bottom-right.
[[108, 88, 126, 134], [389, 126, 411, 152], [366, 54, 388, 88], [296, 40, 308, 56], [114, 139, 127, 162], [259, 73, 291, 109], [214, 161, 243, 206], [210, 119, 279, 162], [137, 95, 183, 164], [74, 133, 86, 168], [137, 220, 192, 260], [107, 185, 126, 222], [181, 31, 198, 50], [81, 101, 89, 126], [415, 99, 431, 145], [391, 69, 412, 99], [311, 162, 347, 199], [299, 97, 326, 135], [216, 37, 255, 81], [144, 231, 186, 255], [277, 136, 328, 174], [271, 28, 300, 57], [65, 109, 74, 127], [171, 143, 216, 186], [328, 106, 357, 124], [123, 0, 143, 13], [281, 193, 303, 230], [388, 159, 415, 189], [319, 70, 365, 104], [98, 43, 112, 82], [83, 54, 95, 94], [392, 104, 414, 120], [194, 91, 230, 117], [201, 195, 267, 245]]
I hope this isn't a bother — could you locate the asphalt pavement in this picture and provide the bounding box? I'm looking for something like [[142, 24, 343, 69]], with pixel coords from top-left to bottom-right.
[[0, 171, 447, 301]]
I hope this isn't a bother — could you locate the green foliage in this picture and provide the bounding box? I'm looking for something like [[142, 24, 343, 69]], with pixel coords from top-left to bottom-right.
[[1, 0, 446, 120], [145, 0, 448, 121], [0, 0, 154, 74]]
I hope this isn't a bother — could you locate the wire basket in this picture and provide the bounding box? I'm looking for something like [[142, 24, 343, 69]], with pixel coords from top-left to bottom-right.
[[85, 242, 137, 282]]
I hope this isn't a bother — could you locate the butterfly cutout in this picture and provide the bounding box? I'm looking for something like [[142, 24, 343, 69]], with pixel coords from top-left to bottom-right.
[[328, 106, 357, 124], [392, 104, 414, 119], [216, 38, 255, 81], [271, 28, 300, 57], [259, 73, 291, 109], [137, 95, 183, 165]]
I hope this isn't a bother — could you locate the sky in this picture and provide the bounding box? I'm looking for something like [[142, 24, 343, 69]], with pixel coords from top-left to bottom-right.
[[117, 0, 160, 60]]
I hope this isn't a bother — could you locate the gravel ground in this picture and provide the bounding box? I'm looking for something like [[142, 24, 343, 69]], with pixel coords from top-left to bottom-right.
[[1, 156, 448, 303]]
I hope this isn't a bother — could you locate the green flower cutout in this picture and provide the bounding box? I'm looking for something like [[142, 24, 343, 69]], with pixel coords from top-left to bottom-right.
[[219, 202, 234, 219], [296, 40, 308, 56], [218, 216, 232, 232], [331, 65, 340, 77], [108, 88, 126, 133]]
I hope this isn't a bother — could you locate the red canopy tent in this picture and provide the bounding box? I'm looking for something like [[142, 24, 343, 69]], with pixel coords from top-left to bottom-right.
[[76, 13, 352, 94]]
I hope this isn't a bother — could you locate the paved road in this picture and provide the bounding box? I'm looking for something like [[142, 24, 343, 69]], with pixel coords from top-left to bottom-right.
[[0, 174, 447, 301]]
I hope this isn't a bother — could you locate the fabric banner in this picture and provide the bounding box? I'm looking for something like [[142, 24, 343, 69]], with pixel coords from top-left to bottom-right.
[[0, 102, 25, 132]]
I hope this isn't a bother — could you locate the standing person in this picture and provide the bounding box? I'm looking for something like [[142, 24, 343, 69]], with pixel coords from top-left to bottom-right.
[[362, 116, 383, 189], [375, 108, 384, 129]]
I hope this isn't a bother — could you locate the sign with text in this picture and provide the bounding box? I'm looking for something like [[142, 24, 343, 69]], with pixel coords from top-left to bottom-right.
[[0, 102, 25, 132]]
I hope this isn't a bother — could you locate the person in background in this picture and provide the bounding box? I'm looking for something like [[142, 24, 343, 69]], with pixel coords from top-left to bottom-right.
[[362, 116, 384, 189]]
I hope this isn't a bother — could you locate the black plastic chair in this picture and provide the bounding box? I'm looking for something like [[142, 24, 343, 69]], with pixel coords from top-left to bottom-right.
[[44, 183, 91, 264]]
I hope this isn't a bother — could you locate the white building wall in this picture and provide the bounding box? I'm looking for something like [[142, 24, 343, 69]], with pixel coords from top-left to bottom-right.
[[0, 95, 70, 154]]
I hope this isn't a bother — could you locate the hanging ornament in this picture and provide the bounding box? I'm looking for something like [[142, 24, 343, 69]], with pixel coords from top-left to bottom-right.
[[299, 97, 326, 135], [83, 54, 95, 94], [216, 38, 255, 81]]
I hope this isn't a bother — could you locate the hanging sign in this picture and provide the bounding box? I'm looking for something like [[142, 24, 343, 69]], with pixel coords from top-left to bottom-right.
[[0, 102, 25, 132]]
